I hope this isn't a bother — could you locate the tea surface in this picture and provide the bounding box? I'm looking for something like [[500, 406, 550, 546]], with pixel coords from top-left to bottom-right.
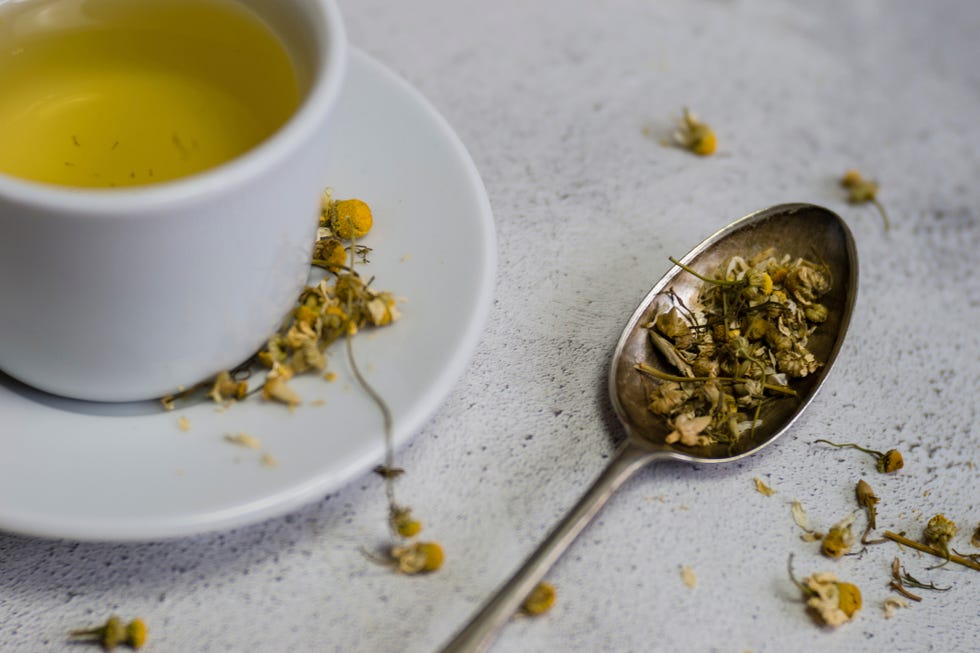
[[0, 0, 300, 188]]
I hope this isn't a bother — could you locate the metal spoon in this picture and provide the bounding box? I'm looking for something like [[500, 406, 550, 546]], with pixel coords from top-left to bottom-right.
[[440, 203, 858, 653]]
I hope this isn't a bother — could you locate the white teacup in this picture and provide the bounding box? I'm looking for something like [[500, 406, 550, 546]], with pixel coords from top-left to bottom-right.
[[0, 0, 347, 401]]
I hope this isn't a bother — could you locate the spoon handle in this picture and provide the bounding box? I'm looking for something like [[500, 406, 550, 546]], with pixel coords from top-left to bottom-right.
[[439, 439, 659, 653]]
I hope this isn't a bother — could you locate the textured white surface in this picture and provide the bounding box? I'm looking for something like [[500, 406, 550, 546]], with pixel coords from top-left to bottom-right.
[[1, 0, 979, 652]]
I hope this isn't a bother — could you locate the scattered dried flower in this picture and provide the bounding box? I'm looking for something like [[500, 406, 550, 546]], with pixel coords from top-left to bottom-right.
[[208, 370, 248, 403], [753, 477, 775, 497], [840, 169, 890, 231], [813, 439, 904, 473], [853, 478, 887, 545], [69, 616, 147, 651], [923, 513, 958, 565], [787, 555, 861, 627], [390, 506, 422, 538], [821, 514, 856, 558], [672, 108, 717, 156], [260, 453, 279, 468], [391, 541, 444, 574], [972, 523, 980, 549], [521, 582, 557, 616], [176, 416, 191, 432]]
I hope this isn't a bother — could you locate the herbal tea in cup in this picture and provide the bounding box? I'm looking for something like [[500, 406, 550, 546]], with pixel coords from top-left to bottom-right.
[[0, 0, 347, 402], [0, 0, 301, 188]]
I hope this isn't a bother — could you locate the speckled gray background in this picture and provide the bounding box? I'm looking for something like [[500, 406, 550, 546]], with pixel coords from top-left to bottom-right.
[[2, 0, 979, 651]]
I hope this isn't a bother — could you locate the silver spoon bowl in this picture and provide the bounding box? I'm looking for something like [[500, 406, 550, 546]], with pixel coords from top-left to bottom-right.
[[442, 203, 858, 653]]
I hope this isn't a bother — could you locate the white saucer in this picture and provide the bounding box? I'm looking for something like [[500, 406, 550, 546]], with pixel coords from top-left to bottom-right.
[[0, 49, 496, 541]]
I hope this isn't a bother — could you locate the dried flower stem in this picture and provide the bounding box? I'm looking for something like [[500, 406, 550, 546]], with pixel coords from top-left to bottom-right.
[[668, 257, 743, 287], [634, 362, 797, 396], [882, 531, 980, 572], [869, 198, 891, 232], [888, 581, 922, 602]]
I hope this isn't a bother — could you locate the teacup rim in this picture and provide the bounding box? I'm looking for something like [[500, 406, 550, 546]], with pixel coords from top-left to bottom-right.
[[0, 0, 348, 216]]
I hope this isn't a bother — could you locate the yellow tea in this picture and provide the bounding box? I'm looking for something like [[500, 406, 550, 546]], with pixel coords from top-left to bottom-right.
[[0, 0, 301, 188]]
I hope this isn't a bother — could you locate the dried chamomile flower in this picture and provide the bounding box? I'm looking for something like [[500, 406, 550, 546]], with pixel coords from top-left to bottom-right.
[[637, 249, 831, 450], [208, 370, 248, 403], [665, 412, 713, 447], [70, 616, 147, 651], [840, 169, 890, 231], [923, 513, 957, 564], [648, 381, 686, 415], [521, 582, 557, 616], [672, 108, 717, 156], [262, 362, 302, 408], [787, 555, 861, 627], [855, 480, 879, 528], [821, 514, 856, 558], [854, 479, 885, 544], [390, 505, 422, 538], [813, 439, 904, 473], [391, 541, 444, 574], [312, 237, 348, 269], [328, 198, 373, 240]]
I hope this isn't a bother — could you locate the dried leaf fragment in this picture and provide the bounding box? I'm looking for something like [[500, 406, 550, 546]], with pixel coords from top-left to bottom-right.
[[753, 477, 775, 496], [681, 565, 698, 589], [224, 433, 262, 450], [792, 500, 823, 542], [883, 596, 909, 619]]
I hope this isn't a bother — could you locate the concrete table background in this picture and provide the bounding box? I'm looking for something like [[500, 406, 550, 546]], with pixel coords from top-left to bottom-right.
[[2, 0, 978, 651]]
